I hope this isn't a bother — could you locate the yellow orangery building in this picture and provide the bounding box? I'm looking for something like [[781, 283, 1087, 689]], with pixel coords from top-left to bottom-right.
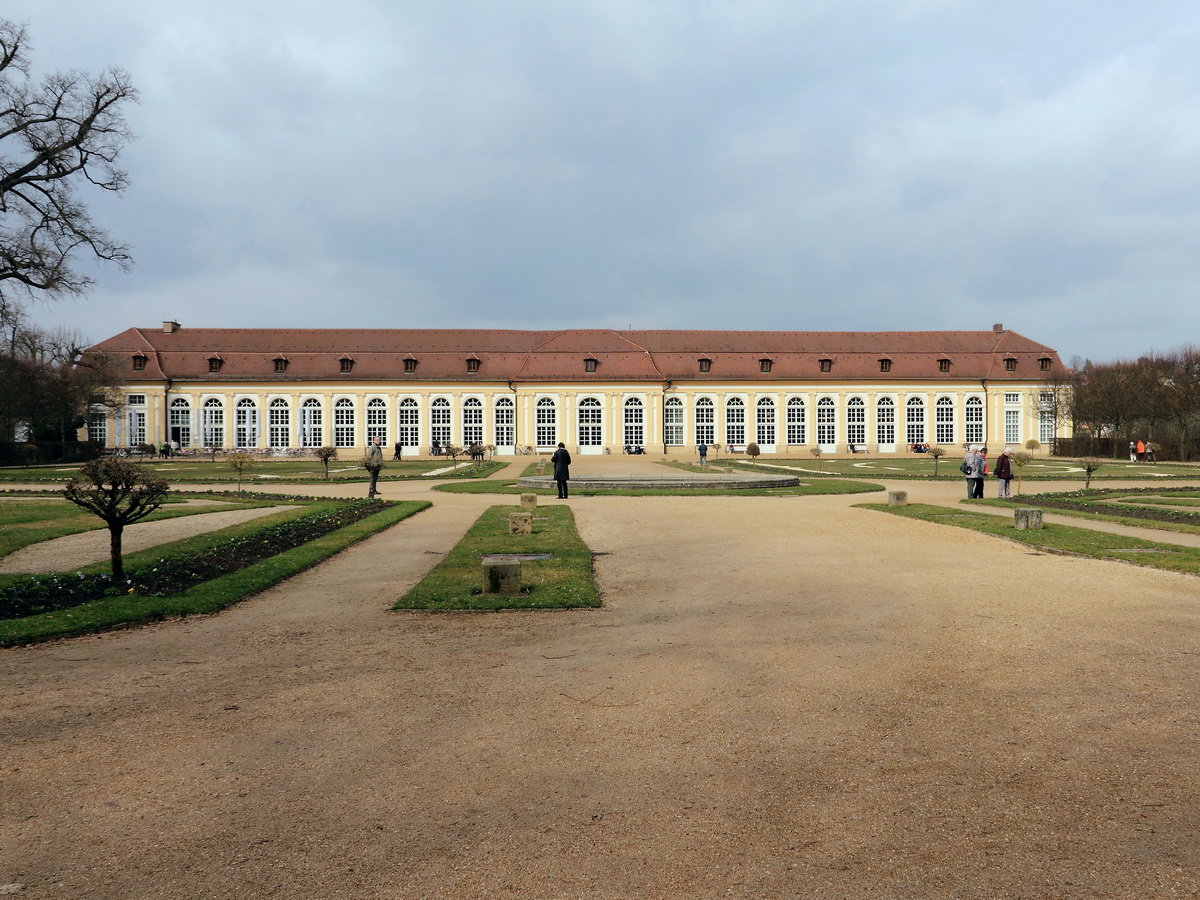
[[83, 323, 1068, 456]]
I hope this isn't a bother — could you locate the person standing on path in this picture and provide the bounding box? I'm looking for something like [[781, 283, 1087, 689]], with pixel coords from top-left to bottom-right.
[[994, 447, 1014, 498], [963, 446, 984, 499], [698, 443, 707, 467], [551, 442, 572, 499], [366, 437, 383, 499]]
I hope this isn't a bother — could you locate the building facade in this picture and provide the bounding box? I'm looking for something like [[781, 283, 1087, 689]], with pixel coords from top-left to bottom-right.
[[83, 324, 1069, 455]]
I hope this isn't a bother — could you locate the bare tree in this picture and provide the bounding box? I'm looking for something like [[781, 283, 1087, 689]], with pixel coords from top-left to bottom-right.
[[314, 446, 337, 480], [1080, 457, 1102, 490], [0, 20, 137, 303], [226, 452, 254, 491], [1011, 450, 1032, 495], [928, 445, 946, 477], [62, 457, 168, 581]]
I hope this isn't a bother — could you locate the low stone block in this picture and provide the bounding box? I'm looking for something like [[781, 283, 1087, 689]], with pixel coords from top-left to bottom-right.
[[482, 559, 521, 594], [508, 511, 533, 535], [520, 493, 537, 509], [887, 490, 908, 506], [1014, 508, 1044, 530]]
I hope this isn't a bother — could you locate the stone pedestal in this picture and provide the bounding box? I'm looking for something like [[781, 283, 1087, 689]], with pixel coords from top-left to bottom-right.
[[508, 511, 533, 535], [887, 490, 908, 506], [520, 493, 537, 509], [1014, 508, 1044, 530], [482, 559, 521, 594]]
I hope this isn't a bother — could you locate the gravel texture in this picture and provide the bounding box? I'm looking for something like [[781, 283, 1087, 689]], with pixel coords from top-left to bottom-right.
[[2, 461, 1200, 898]]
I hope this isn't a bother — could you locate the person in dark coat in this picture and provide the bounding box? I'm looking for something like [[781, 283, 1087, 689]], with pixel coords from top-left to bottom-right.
[[994, 447, 1014, 498], [551, 442, 571, 499]]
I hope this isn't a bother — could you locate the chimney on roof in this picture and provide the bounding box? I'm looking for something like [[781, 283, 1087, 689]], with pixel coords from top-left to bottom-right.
[[993, 323, 1004, 333], [163, 320, 181, 334]]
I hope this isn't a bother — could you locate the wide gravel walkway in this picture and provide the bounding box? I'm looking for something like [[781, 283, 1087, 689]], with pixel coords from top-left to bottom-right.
[[2, 459, 1199, 898]]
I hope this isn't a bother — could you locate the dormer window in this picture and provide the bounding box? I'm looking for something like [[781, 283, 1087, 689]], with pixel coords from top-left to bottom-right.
[[1005, 357, 1017, 372], [819, 358, 832, 373], [207, 355, 222, 374], [131, 353, 146, 371], [404, 357, 417, 374], [584, 357, 597, 373], [879, 358, 892, 373], [1039, 357, 1052, 371], [466, 357, 480, 373], [273, 356, 288, 374], [698, 357, 711, 373], [759, 358, 773, 373], [339, 356, 354, 374], [938, 358, 951, 373]]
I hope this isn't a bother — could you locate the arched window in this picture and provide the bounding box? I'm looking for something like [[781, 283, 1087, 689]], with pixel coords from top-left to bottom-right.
[[965, 396, 984, 444], [430, 397, 451, 448], [876, 397, 896, 446], [235, 398, 259, 448], [366, 397, 387, 445], [756, 397, 776, 446], [397, 397, 419, 448], [462, 397, 483, 446], [695, 397, 715, 446], [786, 397, 805, 445], [816, 397, 836, 446], [300, 398, 323, 448], [846, 397, 865, 447], [624, 397, 645, 448], [578, 396, 602, 448], [169, 397, 192, 448], [268, 398, 289, 449], [664, 396, 684, 446], [725, 397, 746, 446], [535, 397, 557, 447], [906, 397, 926, 446], [493, 397, 514, 448], [935, 396, 955, 445], [333, 398, 356, 448], [202, 398, 224, 449]]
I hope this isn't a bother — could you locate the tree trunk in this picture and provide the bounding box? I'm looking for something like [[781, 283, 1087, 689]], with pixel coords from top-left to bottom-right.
[[110, 523, 124, 582]]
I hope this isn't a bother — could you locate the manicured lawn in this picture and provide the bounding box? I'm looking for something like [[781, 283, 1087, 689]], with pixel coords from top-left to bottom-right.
[[861, 501, 1200, 577], [0, 458, 503, 484], [395, 504, 599, 611], [0, 493, 275, 559], [435, 477, 884, 497], [693, 456, 1200, 481], [1, 499, 430, 645]]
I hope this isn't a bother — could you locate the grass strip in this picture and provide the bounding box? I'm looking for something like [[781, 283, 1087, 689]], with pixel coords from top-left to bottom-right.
[[860, 501, 1200, 577], [396, 504, 599, 611], [0, 494, 278, 559], [0, 501, 429, 646], [434, 478, 883, 497]]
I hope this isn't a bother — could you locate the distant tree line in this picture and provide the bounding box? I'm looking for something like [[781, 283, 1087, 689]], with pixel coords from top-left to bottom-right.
[[0, 300, 118, 455], [1048, 347, 1200, 461]]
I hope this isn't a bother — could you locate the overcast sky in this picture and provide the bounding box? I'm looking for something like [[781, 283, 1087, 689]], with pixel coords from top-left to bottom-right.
[[11, 0, 1200, 364]]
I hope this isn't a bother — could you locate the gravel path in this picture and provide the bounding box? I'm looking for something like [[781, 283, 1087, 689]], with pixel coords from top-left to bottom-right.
[[2, 462, 1200, 898], [0, 505, 296, 574]]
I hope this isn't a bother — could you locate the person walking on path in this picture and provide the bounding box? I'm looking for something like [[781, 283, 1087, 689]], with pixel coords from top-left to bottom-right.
[[994, 447, 1014, 498], [1137, 439, 1145, 462], [365, 437, 383, 499], [962, 446, 985, 499], [698, 443, 707, 467], [551, 442, 572, 499], [392, 441, 403, 461]]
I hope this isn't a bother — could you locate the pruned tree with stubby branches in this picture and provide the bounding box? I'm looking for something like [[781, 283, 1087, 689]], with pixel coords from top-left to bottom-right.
[[0, 20, 137, 304], [928, 445, 946, 477], [62, 457, 168, 581]]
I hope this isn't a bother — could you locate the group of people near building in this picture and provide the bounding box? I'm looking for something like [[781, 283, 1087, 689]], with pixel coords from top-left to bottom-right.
[[962, 446, 1015, 499]]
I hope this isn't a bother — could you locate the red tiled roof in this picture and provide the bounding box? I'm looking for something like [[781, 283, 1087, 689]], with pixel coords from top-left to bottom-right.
[[86, 327, 1066, 383]]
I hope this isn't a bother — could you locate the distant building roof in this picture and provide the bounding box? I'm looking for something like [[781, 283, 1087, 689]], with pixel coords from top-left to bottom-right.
[[87, 326, 1066, 383]]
